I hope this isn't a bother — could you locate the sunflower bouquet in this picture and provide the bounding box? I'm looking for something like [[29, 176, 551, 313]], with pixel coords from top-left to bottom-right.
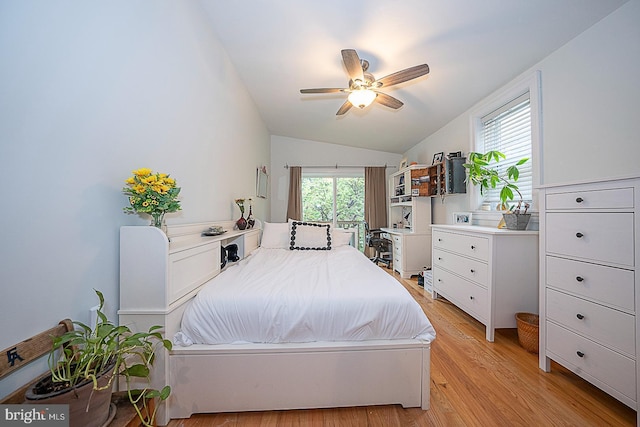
[[123, 168, 181, 227]]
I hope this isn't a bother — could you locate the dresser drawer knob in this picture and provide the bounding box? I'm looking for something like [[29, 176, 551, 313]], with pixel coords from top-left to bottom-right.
[[576, 197, 584, 203], [438, 238, 442, 242], [576, 276, 584, 282], [469, 296, 474, 300], [575, 232, 584, 238], [576, 313, 585, 320], [470, 245, 476, 250], [576, 351, 585, 358], [438, 257, 442, 261]]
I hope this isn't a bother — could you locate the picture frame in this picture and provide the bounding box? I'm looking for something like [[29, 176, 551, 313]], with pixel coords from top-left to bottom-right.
[[453, 212, 472, 224], [399, 158, 408, 170], [256, 166, 268, 198], [432, 152, 444, 165]]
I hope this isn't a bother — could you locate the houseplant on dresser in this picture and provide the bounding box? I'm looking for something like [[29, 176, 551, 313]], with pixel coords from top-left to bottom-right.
[[464, 150, 531, 230], [24, 290, 172, 427]]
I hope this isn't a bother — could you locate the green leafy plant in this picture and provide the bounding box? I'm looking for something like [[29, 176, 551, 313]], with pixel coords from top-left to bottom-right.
[[123, 168, 181, 227], [235, 198, 246, 215], [47, 290, 172, 427], [464, 151, 530, 214]]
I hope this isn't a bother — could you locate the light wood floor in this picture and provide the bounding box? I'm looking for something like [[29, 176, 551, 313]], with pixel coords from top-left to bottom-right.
[[166, 269, 636, 426]]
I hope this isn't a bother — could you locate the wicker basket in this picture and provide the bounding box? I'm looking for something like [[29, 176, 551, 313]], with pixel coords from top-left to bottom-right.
[[515, 312, 539, 354]]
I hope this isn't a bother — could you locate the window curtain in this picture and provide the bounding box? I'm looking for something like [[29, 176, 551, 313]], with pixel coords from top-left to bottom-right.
[[286, 166, 302, 221], [364, 167, 387, 229]]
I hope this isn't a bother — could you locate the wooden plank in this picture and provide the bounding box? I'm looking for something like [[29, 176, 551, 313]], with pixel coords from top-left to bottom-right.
[[0, 319, 73, 404], [0, 319, 73, 380]]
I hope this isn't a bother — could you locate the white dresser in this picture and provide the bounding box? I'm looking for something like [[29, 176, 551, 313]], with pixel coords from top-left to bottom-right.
[[539, 176, 640, 415], [431, 225, 539, 341]]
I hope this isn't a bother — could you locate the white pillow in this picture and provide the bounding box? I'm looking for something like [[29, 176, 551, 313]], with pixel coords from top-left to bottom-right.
[[289, 221, 331, 250], [332, 229, 353, 247], [260, 222, 290, 248]]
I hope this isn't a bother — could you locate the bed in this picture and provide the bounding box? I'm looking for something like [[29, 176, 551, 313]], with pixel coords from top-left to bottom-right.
[[119, 221, 435, 425]]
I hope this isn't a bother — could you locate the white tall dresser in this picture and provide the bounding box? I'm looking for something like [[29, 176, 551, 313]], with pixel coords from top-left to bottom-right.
[[539, 176, 640, 421]]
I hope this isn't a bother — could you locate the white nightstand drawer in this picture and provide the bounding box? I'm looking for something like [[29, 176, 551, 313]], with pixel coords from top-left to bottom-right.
[[546, 289, 635, 356], [433, 248, 488, 287], [545, 212, 634, 266], [546, 187, 634, 210], [433, 267, 488, 321], [546, 256, 635, 312], [433, 230, 489, 262], [546, 322, 636, 402]]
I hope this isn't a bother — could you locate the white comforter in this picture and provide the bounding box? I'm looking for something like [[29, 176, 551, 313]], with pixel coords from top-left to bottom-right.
[[176, 246, 436, 345]]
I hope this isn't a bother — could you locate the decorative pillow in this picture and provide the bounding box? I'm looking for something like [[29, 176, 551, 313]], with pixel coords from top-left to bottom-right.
[[260, 222, 290, 249], [289, 221, 332, 250], [332, 229, 353, 247]]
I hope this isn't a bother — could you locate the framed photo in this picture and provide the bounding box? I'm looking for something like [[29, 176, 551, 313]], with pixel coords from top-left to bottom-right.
[[453, 212, 472, 224], [399, 158, 408, 170], [256, 166, 268, 198], [432, 152, 444, 165]]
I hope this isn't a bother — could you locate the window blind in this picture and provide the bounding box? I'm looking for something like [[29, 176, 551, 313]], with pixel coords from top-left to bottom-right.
[[480, 93, 532, 208]]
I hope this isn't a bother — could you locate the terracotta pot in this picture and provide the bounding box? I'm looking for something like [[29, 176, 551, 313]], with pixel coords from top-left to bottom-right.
[[25, 364, 115, 427]]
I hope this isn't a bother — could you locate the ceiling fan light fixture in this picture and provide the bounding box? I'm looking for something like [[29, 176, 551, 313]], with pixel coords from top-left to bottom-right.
[[348, 89, 377, 109]]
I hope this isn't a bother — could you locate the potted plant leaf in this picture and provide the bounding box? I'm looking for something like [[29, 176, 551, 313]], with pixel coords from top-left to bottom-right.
[[24, 290, 172, 427], [464, 150, 531, 230]]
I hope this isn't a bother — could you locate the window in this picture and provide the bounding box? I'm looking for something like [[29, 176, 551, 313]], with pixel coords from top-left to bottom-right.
[[301, 169, 365, 250], [469, 71, 541, 213], [480, 93, 532, 208]]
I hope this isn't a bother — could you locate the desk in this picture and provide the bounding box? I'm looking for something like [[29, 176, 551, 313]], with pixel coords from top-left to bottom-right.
[[380, 228, 431, 278]]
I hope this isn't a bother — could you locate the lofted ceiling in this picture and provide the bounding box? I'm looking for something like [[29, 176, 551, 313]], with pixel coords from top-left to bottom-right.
[[200, 0, 628, 154]]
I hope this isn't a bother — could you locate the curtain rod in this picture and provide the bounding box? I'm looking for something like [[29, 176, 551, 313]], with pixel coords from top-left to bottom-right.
[[284, 163, 396, 169]]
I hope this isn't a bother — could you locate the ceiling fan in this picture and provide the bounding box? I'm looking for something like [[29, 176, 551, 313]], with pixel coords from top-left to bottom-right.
[[300, 49, 429, 116]]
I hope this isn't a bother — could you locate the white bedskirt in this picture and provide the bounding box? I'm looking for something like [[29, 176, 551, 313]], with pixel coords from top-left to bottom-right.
[[176, 246, 436, 345]]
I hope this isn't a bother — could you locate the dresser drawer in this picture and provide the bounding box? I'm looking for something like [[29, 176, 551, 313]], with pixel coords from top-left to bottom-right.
[[546, 321, 636, 401], [546, 289, 635, 356], [546, 187, 634, 210], [546, 256, 635, 312], [433, 248, 489, 287], [433, 267, 488, 321], [545, 213, 634, 266], [433, 230, 489, 261]]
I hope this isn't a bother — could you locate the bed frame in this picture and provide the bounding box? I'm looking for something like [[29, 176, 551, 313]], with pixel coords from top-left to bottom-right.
[[119, 222, 431, 425]]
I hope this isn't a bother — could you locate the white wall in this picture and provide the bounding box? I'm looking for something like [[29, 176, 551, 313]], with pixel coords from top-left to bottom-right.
[[404, 0, 640, 224], [270, 135, 402, 222], [0, 1, 270, 397]]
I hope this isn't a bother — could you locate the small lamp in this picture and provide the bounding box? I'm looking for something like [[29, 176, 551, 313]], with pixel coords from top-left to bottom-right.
[[348, 89, 377, 109]]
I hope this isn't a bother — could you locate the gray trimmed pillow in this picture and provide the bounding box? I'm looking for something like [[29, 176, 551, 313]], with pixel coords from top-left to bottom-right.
[[289, 221, 332, 250]]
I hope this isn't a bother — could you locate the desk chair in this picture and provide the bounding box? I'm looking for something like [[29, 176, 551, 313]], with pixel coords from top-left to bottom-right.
[[365, 222, 392, 268]]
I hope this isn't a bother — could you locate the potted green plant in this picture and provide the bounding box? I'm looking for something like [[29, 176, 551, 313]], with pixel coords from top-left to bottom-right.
[[464, 150, 531, 230], [25, 290, 172, 427]]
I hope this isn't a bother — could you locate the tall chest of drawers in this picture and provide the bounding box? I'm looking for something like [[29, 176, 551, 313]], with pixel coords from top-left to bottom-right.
[[431, 225, 539, 342], [539, 177, 640, 414]]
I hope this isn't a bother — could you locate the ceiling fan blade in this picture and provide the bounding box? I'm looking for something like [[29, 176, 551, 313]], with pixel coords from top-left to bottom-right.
[[375, 64, 430, 88], [336, 100, 353, 116], [300, 88, 347, 94], [341, 49, 364, 83], [375, 92, 404, 109]]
